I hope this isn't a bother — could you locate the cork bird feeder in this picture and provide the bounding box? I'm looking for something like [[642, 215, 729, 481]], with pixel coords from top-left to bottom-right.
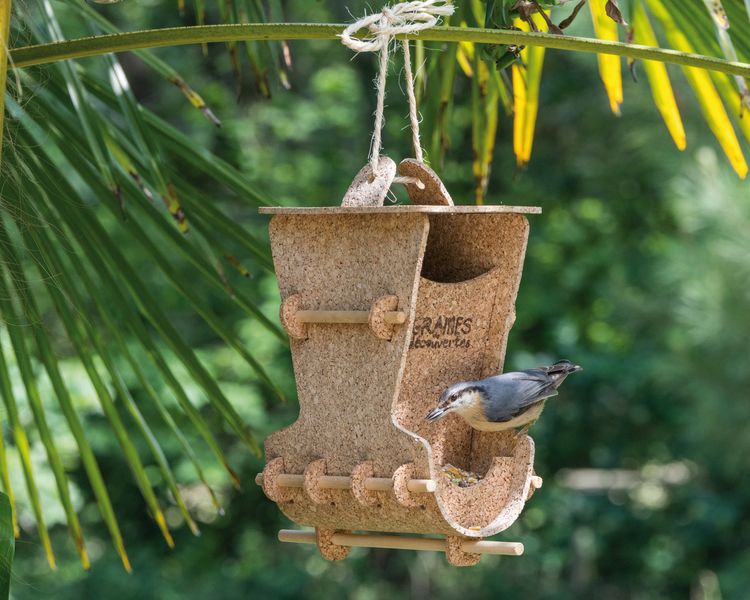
[[256, 160, 543, 567]]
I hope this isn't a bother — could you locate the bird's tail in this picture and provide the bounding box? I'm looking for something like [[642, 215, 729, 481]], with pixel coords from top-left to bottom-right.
[[549, 360, 583, 375]]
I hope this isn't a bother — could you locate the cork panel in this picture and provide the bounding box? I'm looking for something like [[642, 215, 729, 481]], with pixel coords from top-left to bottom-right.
[[445, 536, 481, 567], [259, 206, 541, 215], [350, 462, 378, 506], [261, 457, 295, 503], [477, 216, 531, 379], [435, 437, 535, 537], [398, 213, 531, 470], [398, 159, 453, 206], [263, 210, 534, 538], [419, 212, 532, 466], [397, 212, 535, 537], [369, 294, 400, 340], [265, 212, 429, 477], [341, 157, 397, 207], [396, 270, 507, 471], [272, 442, 532, 536], [469, 430, 516, 476], [277, 488, 454, 535], [316, 528, 351, 561], [421, 213, 530, 284]]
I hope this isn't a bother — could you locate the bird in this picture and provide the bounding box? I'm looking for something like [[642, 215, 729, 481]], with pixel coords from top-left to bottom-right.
[[425, 359, 582, 435]]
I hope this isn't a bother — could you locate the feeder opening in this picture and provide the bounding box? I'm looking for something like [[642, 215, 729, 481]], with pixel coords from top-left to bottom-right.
[[421, 213, 511, 283]]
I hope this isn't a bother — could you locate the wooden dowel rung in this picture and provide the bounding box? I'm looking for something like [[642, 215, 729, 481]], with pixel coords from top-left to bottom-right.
[[531, 475, 543, 489], [333, 533, 444, 552], [277, 530, 524, 557], [296, 310, 406, 325], [363, 477, 393, 492], [320, 475, 352, 490], [278, 530, 317, 545], [255, 473, 436, 493], [364, 477, 436, 493], [463, 539, 525, 556], [383, 312, 407, 325], [297, 310, 368, 324], [276, 474, 304, 488]]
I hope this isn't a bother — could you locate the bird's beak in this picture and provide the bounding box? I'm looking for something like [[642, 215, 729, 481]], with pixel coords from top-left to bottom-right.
[[425, 406, 447, 422], [573, 365, 583, 372]]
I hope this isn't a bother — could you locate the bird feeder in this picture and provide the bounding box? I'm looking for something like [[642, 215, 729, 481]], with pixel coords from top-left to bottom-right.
[[256, 172, 542, 566]]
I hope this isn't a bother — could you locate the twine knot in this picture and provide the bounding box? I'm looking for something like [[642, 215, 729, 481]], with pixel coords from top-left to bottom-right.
[[341, 1, 454, 53], [340, 1, 454, 173]]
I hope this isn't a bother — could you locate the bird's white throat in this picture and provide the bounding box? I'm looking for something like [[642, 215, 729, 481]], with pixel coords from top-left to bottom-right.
[[452, 390, 486, 423]]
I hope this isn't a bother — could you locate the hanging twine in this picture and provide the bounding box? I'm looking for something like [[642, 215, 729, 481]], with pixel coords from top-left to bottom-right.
[[340, 1, 455, 174]]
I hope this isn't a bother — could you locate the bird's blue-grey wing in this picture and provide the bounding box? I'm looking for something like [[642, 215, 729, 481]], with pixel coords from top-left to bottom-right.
[[480, 371, 559, 422]]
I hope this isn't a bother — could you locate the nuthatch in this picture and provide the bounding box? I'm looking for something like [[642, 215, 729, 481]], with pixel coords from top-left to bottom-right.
[[425, 360, 582, 434]]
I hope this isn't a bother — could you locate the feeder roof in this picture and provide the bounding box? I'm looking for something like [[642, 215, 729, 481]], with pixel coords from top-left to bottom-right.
[[259, 205, 542, 215]]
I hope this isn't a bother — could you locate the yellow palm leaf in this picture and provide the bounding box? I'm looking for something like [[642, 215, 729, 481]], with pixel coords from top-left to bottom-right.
[[647, 0, 748, 178], [513, 15, 546, 167], [471, 53, 497, 204], [590, 0, 624, 115], [631, 1, 686, 150], [457, 38, 475, 78], [711, 71, 750, 147], [512, 63, 527, 166]]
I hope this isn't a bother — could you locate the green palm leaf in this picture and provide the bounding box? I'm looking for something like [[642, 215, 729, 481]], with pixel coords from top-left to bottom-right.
[[0, 492, 13, 600], [0, 0, 281, 568]]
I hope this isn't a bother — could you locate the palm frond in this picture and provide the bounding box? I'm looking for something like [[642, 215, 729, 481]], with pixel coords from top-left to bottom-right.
[[0, 0, 11, 165], [0, 1, 282, 568], [666, 1, 750, 146], [590, 0, 624, 115], [648, 0, 748, 178], [513, 11, 547, 168], [631, 0, 687, 150], [0, 492, 13, 600], [0, 223, 89, 568], [0, 334, 56, 568]]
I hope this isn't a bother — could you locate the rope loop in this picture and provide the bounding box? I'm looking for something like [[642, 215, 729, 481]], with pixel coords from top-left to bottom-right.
[[340, 1, 454, 54], [340, 1, 454, 171]]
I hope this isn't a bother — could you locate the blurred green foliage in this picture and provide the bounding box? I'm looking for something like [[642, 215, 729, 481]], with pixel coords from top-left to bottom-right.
[[5, 1, 750, 599]]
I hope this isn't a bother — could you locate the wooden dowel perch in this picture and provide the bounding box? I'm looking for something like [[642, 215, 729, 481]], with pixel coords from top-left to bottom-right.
[[280, 294, 407, 340], [278, 530, 524, 557], [255, 473, 436, 494], [296, 310, 406, 325]]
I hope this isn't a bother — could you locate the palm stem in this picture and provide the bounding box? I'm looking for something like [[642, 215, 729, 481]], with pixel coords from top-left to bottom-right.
[[10, 23, 750, 79]]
